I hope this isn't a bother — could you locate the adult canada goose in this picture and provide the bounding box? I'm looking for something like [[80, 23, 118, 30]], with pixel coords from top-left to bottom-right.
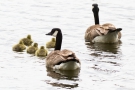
[[45, 28, 81, 70], [12, 40, 26, 52], [35, 46, 48, 57], [46, 37, 56, 48], [85, 4, 122, 43], [21, 34, 33, 46], [27, 43, 38, 54]]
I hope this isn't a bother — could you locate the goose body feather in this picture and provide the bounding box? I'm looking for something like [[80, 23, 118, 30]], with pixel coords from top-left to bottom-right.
[[85, 23, 122, 43], [46, 49, 80, 70]]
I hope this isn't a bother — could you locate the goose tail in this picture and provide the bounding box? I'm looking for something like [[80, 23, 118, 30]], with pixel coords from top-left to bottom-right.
[[108, 28, 122, 33]]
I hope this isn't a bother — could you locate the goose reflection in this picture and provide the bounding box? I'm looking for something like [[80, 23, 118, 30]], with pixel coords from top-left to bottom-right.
[[85, 42, 122, 67], [85, 41, 122, 54], [45, 80, 78, 89], [45, 67, 80, 89]]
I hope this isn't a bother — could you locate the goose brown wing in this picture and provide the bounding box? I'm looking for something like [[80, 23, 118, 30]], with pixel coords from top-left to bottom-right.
[[102, 23, 121, 39], [102, 23, 117, 34], [46, 49, 80, 68], [85, 25, 101, 42], [102, 23, 116, 29], [95, 23, 117, 36]]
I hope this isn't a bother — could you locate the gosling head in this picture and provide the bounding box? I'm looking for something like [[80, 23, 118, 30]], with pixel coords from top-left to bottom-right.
[[33, 43, 38, 47], [51, 38, 56, 42], [19, 40, 24, 44], [40, 46, 45, 49], [27, 34, 31, 39], [46, 28, 61, 37]]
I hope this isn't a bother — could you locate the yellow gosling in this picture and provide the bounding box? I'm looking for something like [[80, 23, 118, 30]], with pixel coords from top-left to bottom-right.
[[35, 46, 48, 57], [21, 34, 33, 46], [46, 37, 56, 48], [27, 43, 38, 54], [12, 40, 26, 52]]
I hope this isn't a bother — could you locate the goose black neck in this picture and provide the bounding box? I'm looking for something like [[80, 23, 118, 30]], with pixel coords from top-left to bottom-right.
[[93, 11, 99, 24], [55, 31, 62, 50]]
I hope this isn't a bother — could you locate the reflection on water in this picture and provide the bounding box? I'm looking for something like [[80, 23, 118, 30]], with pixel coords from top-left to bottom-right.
[[45, 80, 78, 89], [85, 42, 122, 75], [85, 41, 122, 54], [85, 42, 122, 60], [91, 64, 119, 73], [45, 67, 80, 89]]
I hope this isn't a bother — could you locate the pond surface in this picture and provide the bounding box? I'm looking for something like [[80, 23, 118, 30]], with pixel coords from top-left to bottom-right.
[[0, 0, 135, 90]]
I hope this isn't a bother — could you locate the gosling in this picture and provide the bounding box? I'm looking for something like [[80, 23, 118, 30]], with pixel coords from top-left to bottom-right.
[[12, 40, 26, 52], [27, 43, 38, 54], [20, 34, 33, 46], [35, 46, 48, 57], [46, 37, 56, 48]]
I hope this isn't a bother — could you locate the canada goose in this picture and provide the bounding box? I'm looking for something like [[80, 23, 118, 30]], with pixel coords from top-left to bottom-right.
[[45, 28, 81, 70], [46, 37, 56, 48], [35, 46, 48, 57], [21, 34, 33, 46], [27, 43, 38, 54], [85, 4, 122, 43], [12, 40, 26, 52]]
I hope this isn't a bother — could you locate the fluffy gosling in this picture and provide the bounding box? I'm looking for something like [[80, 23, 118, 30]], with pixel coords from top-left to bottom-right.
[[12, 40, 26, 52], [27, 43, 38, 54], [46, 37, 56, 48], [35, 46, 48, 57], [21, 34, 33, 46]]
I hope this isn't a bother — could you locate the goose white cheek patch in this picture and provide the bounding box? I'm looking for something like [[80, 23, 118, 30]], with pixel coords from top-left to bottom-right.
[[53, 31, 58, 37], [92, 6, 94, 9]]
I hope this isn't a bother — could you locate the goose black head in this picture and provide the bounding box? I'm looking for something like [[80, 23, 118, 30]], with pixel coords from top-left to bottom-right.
[[46, 28, 62, 50], [46, 28, 61, 37], [92, 3, 99, 13]]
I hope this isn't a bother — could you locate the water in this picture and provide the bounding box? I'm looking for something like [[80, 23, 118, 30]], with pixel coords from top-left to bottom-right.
[[0, 0, 135, 90]]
